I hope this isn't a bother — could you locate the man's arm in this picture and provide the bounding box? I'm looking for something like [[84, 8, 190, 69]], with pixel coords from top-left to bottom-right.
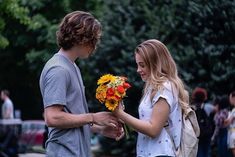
[[44, 105, 119, 129]]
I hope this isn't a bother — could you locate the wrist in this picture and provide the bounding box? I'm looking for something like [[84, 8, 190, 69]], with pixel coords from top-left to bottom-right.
[[116, 108, 124, 117], [89, 113, 94, 126]]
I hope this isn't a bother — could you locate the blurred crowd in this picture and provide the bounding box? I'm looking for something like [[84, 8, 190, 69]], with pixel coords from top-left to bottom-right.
[[192, 87, 235, 157]]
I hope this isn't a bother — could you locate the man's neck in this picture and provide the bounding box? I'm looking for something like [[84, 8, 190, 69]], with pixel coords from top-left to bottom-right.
[[59, 48, 77, 62]]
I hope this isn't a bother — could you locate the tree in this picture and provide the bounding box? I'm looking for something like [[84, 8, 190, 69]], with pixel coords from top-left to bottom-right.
[[0, 0, 102, 119], [0, 0, 33, 48], [169, 0, 235, 97]]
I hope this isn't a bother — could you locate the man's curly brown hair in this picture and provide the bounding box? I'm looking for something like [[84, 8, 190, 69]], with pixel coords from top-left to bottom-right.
[[56, 11, 102, 50]]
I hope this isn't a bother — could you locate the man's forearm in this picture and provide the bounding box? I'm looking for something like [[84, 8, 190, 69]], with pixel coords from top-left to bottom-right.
[[45, 107, 93, 129]]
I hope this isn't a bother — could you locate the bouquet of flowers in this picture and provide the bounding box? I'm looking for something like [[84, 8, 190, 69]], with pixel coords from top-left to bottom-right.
[[95, 74, 131, 111]]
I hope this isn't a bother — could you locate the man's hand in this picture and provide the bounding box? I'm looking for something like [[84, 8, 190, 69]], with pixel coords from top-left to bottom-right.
[[93, 112, 119, 127], [99, 122, 125, 141]]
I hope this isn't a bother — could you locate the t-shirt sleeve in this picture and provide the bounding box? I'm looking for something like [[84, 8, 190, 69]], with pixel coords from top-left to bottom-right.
[[151, 84, 174, 110], [42, 66, 69, 108]]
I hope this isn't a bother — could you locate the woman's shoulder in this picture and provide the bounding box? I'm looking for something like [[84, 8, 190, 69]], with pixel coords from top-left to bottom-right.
[[162, 80, 171, 89], [162, 81, 177, 96]]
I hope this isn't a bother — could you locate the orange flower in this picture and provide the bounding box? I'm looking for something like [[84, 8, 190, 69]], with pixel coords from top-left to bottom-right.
[[95, 84, 107, 103]]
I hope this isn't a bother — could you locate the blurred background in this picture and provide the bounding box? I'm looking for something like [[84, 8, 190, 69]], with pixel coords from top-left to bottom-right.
[[0, 0, 234, 157]]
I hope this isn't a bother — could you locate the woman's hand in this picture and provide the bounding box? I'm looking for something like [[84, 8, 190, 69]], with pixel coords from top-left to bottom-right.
[[113, 101, 125, 117]]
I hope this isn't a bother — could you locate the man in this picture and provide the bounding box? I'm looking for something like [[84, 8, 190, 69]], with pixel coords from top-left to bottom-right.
[[1, 89, 14, 119], [0, 89, 18, 157], [39, 11, 123, 157]]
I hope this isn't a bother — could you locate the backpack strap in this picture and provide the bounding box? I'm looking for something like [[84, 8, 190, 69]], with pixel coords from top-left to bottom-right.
[[184, 107, 200, 137], [165, 113, 181, 156], [165, 123, 177, 150]]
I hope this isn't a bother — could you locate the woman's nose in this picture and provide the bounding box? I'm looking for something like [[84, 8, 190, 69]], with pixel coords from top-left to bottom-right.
[[137, 67, 142, 74]]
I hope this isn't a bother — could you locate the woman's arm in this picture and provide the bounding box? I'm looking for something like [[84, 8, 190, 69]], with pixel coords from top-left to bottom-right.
[[114, 98, 170, 138], [224, 114, 234, 127]]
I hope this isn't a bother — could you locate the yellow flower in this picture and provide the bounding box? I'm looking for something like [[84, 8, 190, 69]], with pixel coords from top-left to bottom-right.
[[96, 85, 107, 103], [97, 74, 115, 85], [105, 97, 119, 111]]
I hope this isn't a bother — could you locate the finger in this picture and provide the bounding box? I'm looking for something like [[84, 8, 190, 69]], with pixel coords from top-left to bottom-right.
[[110, 119, 119, 125], [115, 127, 124, 141], [118, 119, 124, 124], [106, 122, 117, 128], [122, 104, 125, 110], [115, 131, 125, 141]]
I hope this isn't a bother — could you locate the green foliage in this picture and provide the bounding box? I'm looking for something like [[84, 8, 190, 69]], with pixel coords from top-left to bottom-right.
[[0, 0, 30, 48], [165, 0, 235, 96], [0, 0, 108, 119], [0, 35, 9, 48]]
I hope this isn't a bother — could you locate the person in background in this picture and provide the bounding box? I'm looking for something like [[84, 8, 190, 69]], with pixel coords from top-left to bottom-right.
[[39, 11, 124, 157], [0, 89, 18, 156], [114, 39, 189, 157], [211, 95, 230, 157], [1, 89, 14, 119], [225, 90, 235, 156], [229, 90, 235, 108], [204, 101, 216, 117], [192, 87, 214, 157]]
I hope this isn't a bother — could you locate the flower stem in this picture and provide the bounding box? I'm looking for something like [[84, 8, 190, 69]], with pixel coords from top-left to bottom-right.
[[123, 124, 129, 139]]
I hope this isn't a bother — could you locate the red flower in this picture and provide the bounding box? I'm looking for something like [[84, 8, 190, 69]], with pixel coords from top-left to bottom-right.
[[107, 88, 115, 97], [117, 85, 125, 94], [123, 82, 131, 89], [115, 95, 121, 100]]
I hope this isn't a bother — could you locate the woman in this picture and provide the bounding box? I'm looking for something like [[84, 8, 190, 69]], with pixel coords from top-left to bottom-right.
[[211, 96, 230, 157], [114, 39, 189, 157], [225, 91, 235, 157], [226, 91, 235, 157]]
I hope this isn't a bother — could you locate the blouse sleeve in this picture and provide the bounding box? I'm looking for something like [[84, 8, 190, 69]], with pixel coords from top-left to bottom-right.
[[151, 82, 175, 111]]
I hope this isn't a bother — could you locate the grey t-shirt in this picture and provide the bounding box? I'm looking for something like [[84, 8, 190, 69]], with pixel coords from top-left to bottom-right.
[[1, 98, 14, 119], [39, 52, 91, 157]]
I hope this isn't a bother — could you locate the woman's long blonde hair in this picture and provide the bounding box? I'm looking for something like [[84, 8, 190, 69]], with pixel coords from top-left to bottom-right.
[[135, 39, 189, 111]]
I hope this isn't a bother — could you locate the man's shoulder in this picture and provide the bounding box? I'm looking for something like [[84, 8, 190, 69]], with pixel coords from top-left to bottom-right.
[[44, 54, 63, 67], [4, 98, 13, 106], [42, 54, 72, 73]]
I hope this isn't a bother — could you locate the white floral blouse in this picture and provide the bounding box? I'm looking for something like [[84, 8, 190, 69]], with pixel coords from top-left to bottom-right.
[[137, 81, 182, 157]]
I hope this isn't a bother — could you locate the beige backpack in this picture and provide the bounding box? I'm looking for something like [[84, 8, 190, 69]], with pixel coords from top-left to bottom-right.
[[167, 107, 200, 157]]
